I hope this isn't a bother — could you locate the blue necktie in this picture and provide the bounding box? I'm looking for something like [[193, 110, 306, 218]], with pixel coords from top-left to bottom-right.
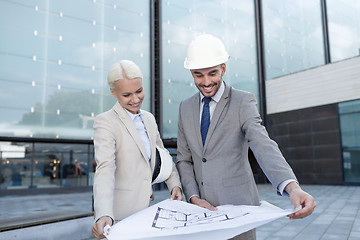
[[201, 97, 211, 145]]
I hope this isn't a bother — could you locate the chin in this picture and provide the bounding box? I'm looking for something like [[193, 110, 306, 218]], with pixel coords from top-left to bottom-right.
[[203, 92, 215, 98]]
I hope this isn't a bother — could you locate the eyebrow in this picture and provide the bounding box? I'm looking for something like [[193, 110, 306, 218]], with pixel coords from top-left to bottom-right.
[[193, 69, 219, 75], [209, 69, 218, 74], [122, 87, 143, 95]]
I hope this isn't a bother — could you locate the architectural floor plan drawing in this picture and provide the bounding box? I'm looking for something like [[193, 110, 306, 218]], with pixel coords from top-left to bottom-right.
[[152, 206, 249, 229], [105, 199, 294, 240]]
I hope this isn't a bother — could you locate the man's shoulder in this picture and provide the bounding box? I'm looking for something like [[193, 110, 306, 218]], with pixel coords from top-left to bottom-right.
[[228, 87, 256, 101], [180, 92, 198, 107], [229, 87, 253, 97]]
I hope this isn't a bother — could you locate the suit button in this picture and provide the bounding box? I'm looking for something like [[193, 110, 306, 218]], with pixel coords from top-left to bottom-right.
[[201, 182, 204, 185], [202, 158, 207, 162]]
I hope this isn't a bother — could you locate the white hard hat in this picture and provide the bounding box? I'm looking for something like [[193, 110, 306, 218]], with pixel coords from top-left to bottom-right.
[[152, 145, 174, 184], [184, 34, 229, 69]]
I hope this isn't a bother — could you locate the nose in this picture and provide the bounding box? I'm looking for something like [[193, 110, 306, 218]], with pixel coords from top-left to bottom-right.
[[203, 75, 212, 86], [131, 94, 140, 102]]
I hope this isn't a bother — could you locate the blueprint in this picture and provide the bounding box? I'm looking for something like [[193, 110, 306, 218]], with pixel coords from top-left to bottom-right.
[[105, 199, 293, 240], [152, 206, 249, 230]]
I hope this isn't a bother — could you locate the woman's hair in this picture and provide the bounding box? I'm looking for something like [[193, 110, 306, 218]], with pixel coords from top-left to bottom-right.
[[107, 60, 143, 89]]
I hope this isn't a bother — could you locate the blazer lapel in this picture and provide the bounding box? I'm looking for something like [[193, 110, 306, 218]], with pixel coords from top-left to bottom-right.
[[112, 102, 149, 163], [204, 83, 230, 149], [142, 113, 156, 170]]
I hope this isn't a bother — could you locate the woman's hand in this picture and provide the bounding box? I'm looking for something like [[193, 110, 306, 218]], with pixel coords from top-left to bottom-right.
[[92, 216, 113, 239], [170, 186, 183, 201]]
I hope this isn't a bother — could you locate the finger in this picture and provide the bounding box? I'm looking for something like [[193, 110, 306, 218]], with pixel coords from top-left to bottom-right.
[[93, 224, 106, 239], [290, 206, 314, 219], [92, 228, 102, 239], [200, 201, 217, 211], [177, 193, 183, 201], [171, 191, 178, 199]]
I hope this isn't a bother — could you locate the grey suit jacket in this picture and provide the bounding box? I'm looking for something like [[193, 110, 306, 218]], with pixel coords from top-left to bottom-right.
[[176, 82, 297, 207]]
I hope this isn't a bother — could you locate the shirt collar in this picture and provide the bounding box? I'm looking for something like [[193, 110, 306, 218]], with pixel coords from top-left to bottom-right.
[[125, 108, 143, 121], [200, 81, 225, 103]]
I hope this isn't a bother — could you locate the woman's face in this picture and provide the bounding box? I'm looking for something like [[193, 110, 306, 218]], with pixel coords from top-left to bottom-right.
[[111, 78, 144, 114]]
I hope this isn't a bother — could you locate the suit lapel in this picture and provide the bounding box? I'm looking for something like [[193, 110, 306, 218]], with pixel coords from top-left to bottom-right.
[[113, 102, 149, 163], [204, 83, 230, 149], [192, 93, 203, 149]]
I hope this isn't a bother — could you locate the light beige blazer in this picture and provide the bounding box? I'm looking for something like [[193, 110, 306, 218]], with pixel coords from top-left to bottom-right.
[[93, 102, 181, 222]]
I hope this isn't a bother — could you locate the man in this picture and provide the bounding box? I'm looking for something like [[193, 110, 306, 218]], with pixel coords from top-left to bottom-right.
[[176, 34, 316, 240]]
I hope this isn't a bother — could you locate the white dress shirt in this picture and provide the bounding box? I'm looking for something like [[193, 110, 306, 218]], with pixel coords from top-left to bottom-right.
[[126, 109, 153, 195]]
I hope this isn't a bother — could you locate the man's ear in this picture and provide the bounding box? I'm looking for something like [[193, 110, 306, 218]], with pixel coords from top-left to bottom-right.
[[221, 63, 226, 76], [190, 69, 195, 77]]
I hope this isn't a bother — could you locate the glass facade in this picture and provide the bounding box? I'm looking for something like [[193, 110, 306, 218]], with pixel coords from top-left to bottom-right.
[[0, 0, 360, 193], [0, 0, 150, 140], [262, 0, 325, 79], [326, 0, 360, 62], [161, 0, 258, 139], [339, 100, 360, 183], [0, 141, 94, 190]]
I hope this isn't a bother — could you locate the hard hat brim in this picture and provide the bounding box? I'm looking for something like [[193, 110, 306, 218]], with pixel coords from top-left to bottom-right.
[[152, 146, 174, 184], [184, 55, 229, 69]]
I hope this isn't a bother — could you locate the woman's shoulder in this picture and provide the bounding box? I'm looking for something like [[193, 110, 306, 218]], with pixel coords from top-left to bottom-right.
[[141, 109, 156, 121], [95, 108, 115, 120]]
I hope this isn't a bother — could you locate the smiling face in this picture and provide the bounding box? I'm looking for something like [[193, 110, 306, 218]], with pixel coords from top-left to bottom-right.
[[190, 64, 226, 98], [110, 77, 144, 114]]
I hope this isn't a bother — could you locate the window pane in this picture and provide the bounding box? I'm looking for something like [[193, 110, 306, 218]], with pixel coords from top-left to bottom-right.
[[0, 142, 94, 190], [0, 142, 31, 190], [326, 0, 360, 62], [0, 0, 150, 139], [339, 100, 360, 183], [262, 0, 325, 79], [162, 0, 258, 139]]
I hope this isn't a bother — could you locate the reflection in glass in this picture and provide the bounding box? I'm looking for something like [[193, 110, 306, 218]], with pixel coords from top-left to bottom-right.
[[0, 0, 150, 139], [262, 1, 325, 79], [161, 0, 258, 139], [0, 141, 94, 190], [326, 0, 360, 62], [339, 100, 360, 183]]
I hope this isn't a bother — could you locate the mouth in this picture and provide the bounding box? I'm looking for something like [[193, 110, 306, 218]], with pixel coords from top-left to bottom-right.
[[130, 102, 141, 108], [202, 84, 216, 93]]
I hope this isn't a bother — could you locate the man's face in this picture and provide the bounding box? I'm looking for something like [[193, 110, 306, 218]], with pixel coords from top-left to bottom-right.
[[190, 64, 226, 98], [110, 78, 144, 114]]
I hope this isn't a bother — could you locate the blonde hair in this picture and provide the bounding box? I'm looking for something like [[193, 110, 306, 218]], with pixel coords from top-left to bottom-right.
[[107, 60, 143, 89]]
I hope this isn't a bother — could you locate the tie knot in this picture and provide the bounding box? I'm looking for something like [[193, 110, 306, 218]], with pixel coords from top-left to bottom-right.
[[203, 97, 211, 104]]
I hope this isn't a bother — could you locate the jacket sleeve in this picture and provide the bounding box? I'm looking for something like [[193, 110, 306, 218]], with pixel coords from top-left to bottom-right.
[[93, 113, 116, 222], [239, 92, 297, 189], [176, 101, 200, 201]]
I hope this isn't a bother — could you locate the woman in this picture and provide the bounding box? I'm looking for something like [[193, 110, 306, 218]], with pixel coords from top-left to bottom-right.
[[92, 60, 182, 239]]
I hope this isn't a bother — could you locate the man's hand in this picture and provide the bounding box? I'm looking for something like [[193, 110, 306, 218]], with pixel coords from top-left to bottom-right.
[[92, 216, 113, 239], [170, 186, 183, 201], [285, 182, 316, 219], [190, 196, 217, 211]]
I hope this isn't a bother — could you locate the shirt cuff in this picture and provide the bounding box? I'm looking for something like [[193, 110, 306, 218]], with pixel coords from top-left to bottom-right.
[[188, 194, 199, 203], [278, 179, 297, 196]]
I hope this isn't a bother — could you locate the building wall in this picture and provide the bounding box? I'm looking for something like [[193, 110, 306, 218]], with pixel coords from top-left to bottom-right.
[[264, 55, 360, 185], [267, 103, 343, 184], [266, 56, 360, 115]]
